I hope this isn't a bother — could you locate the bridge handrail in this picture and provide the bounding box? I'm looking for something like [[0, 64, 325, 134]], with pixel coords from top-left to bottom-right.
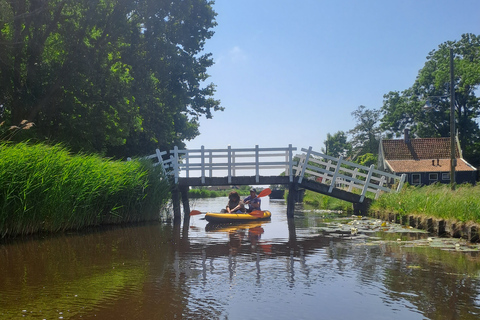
[[133, 145, 405, 202], [168, 145, 297, 184], [127, 149, 170, 178], [296, 147, 406, 201]]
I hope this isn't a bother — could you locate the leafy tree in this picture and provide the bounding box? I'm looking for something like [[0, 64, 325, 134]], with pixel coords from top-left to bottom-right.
[[356, 153, 377, 167], [380, 33, 480, 165], [0, 0, 221, 157], [322, 131, 351, 158], [348, 105, 381, 157]]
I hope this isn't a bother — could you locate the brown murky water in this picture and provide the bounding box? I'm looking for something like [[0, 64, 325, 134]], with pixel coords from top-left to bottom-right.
[[1, 197, 480, 320]]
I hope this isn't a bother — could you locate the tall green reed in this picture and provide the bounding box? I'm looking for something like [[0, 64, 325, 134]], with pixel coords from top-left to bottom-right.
[[371, 183, 480, 222], [0, 142, 170, 237]]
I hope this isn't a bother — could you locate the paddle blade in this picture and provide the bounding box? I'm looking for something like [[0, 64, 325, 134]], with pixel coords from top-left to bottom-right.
[[190, 210, 203, 216], [248, 210, 265, 217], [257, 188, 271, 198]]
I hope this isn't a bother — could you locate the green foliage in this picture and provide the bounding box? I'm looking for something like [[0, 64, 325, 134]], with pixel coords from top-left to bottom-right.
[[0, 0, 221, 158], [380, 33, 480, 166], [0, 142, 170, 237], [322, 131, 351, 158], [348, 105, 381, 156], [371, 183, 480, 222], [356, 153, 377, 167], [188, 187, 250, 198], [303, 190, 353, 211]]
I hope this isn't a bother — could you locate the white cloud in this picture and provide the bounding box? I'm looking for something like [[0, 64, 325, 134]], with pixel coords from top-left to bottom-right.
[[228, 46, 247, 63]]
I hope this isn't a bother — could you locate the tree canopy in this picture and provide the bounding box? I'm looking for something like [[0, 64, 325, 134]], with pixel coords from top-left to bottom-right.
[[348, 105, 381, 157], [380, 33, 480, 165], [324, 33, 480, 168], [0, 0, 222, 157], [322, 131, 351, 158]]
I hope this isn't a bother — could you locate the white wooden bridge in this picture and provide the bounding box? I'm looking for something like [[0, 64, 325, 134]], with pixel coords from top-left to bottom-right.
[[138, 145, 405, 222]]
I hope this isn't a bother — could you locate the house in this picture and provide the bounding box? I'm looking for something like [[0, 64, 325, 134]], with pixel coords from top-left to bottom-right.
[[378, 129, 477, 186]]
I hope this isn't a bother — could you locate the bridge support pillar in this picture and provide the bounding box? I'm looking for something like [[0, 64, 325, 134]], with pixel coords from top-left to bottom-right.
[[353, 199, 372, 216], [286, 183, 298, 219], [172, 187, 181, 225], [180, 185, 191, 224]]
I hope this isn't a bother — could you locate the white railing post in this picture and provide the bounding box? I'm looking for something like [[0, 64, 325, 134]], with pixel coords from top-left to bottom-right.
[[325, 160, 334, 184], [173, 146, 179, 184], [208, 151, 213, 177], [359, 164, 375, 202], [295, 154, 304, 177], [200, 145, 205, 184], [397, 174, 406, 192], [348, 168, 358, 192], [288, 144, 293, 182], [155, 149, 167, 178], [227, 145, 232, 184], [375, 176, 386, 199], [328, 156, 344, 193], [255, 144, 260, 183], [232, 150, 236, 177], [298, 146, 312, 184], [185, 151, 190, 178]]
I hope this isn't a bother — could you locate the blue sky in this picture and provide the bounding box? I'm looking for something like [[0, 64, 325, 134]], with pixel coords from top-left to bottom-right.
[[186, 0, 480, 153]]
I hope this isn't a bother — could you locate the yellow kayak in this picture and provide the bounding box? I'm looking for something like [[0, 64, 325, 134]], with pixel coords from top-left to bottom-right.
[[205, 210, 271, 223], [205, 221, 268, 233]]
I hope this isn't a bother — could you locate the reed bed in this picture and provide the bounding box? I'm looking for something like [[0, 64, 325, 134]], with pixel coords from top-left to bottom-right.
[[371, 183, 480, 223], [0, 142, 170, 237]]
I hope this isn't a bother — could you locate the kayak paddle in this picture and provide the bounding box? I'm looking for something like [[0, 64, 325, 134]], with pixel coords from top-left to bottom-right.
[[248, 210, 265, 217], [256, 188, 271, 198]]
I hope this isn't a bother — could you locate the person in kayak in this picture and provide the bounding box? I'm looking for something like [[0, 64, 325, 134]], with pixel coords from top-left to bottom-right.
[[243, 188, 261, 213], [221, 191, 246, 213]]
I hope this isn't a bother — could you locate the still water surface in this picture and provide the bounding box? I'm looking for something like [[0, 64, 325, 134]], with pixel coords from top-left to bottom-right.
[[1, 197, 480, 319]]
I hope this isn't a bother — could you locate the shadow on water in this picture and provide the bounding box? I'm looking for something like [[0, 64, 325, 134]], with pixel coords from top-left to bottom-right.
[[1, 198, 480, 319]]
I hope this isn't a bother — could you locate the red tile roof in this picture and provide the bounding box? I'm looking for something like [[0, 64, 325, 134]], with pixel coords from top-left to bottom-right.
[[382, 137, 476, 173], [387, 159, 475, 173], [382, 138, 459, 160]]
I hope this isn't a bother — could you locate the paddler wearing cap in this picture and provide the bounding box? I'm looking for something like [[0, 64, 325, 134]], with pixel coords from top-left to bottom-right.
[[243, 188, 261, 213]]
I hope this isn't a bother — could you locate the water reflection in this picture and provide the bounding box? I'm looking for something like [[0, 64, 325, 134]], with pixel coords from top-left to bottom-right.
[[1, 198, 480, 319]]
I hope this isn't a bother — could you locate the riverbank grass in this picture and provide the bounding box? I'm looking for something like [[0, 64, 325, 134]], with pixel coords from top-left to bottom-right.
[[0, 142, 170, 237], [303, 190, 353, 211], [371, 183, 480, 223]]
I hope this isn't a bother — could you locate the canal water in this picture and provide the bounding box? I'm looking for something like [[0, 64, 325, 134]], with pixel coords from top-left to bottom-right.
[[1, 197, 480, 320]]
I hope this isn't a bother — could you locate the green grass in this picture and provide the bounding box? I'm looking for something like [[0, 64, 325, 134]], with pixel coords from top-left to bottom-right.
[[303, 190, 354, 211], [371, 183, 480, 223], [0, 142, 170, 237]]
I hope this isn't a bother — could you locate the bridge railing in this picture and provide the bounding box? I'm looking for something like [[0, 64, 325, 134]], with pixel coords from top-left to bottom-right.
[[294, 147, 406, 201], [158, 145, 297, 184]]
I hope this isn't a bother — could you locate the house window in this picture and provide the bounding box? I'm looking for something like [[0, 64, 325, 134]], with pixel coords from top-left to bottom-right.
[[412, 174, 421, 185], [442, 173, 450, 181], [429, 173, 438, 181]]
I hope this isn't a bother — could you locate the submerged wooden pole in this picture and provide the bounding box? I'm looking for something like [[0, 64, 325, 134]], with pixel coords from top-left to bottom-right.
[[172, 187, 181, 225], [180, 185, 191, 224], [286, 183, 297, 219]]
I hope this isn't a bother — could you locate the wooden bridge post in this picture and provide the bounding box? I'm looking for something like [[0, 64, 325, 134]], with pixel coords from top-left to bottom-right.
[[286, 183, 298, 218], [180, 185, 191, 224], [172, 187, 181, 225], [353, 198, 372, 216]]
